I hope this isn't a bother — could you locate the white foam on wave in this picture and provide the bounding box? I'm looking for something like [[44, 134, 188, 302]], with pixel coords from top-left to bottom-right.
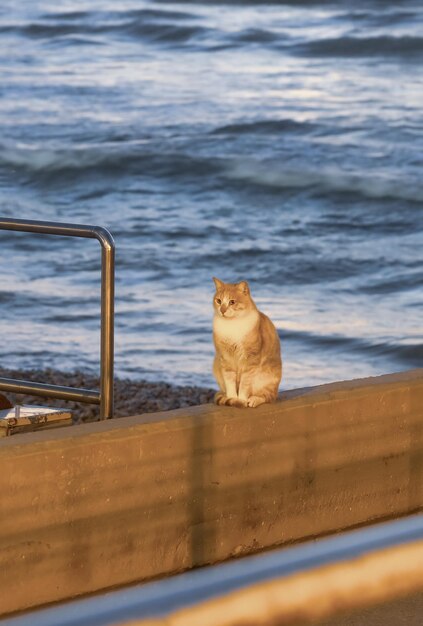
[[0, 141, 123, 173], [225, 159, 423, 204]]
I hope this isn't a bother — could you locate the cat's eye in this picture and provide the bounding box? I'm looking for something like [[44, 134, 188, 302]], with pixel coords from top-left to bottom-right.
[[229, 299, 235, 305], [216, 298, 221, 305]]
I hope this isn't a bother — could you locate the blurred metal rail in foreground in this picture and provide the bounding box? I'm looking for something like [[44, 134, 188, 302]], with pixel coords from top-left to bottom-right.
[[3, 513, 423, 626], [0, 217, 115, 419]]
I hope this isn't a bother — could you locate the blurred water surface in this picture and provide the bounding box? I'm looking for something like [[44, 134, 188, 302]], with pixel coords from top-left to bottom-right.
[[0, 0, 422, 388]]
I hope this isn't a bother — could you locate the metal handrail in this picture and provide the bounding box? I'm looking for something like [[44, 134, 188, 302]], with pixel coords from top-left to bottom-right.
[[0, 217, 115, 419]]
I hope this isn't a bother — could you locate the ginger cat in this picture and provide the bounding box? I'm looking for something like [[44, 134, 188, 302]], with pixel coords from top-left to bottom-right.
[[212, 277, 282, 408]]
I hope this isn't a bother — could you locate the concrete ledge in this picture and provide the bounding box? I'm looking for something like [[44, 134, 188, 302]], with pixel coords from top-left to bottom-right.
[[1, 369, 423, 615]]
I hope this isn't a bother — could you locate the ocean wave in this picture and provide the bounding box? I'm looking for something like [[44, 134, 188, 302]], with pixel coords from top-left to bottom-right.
[[1, 11, 207, 46], [3, 141, 423, 205], [194, 248, 373, 285], [0, 142, 221, 181], [284, 329, 423, 368], [43, 9, 198, 22], [1, 18, 282, 51], [308, 217, 414, 236], [225, 160, 423, 203], [337, 10, 419, 27], [126, 22, 205, 44], [152, 0, 351, 5], [231, 27, 281, 44], [359, 271, 423, 294], [0, 143, 122, 173], [296, 35, 423, 58], [0, 291, 14, 304], [212, 119, 315, 135], [5, 9, 422, 57]]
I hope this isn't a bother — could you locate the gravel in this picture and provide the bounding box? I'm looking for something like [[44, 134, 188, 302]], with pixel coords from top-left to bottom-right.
[[0, 367, 215, 424]]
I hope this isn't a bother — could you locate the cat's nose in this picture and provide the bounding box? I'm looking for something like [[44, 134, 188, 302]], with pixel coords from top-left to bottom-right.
[[220, 304, 228, 315]]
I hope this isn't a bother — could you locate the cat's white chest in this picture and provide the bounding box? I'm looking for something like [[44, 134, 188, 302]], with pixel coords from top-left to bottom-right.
[[213, 312, 259, 344]]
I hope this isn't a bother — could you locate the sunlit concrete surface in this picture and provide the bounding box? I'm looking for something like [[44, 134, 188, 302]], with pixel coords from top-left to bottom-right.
[[0, 369, 422, 616], [125, 535, 423, 626], [2, 514, 423, 626], [319, 593, 423, 626]]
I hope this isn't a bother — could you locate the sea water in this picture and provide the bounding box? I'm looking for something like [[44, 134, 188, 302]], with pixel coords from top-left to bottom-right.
[[0, 0, 422, 388]]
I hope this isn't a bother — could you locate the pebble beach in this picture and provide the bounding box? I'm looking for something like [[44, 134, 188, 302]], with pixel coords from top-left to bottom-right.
[[0, 368, 215, 424]]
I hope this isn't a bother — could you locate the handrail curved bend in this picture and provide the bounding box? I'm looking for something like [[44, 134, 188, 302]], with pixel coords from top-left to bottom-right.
[[0, 217, 115, 419]]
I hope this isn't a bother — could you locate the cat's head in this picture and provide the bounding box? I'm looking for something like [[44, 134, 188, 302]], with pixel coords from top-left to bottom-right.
[[212, 277, 256, 319]]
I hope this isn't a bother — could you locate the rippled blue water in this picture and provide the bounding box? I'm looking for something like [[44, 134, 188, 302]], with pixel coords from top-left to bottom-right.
[[0, 0, 422, 389]]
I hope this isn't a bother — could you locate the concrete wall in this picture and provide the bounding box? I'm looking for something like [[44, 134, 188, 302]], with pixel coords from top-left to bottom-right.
[[1, 369, 422, 616]]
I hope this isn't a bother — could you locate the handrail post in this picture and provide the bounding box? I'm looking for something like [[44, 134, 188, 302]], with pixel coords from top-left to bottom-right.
[[99, 230, 115, 419], [0, 217, 115, 419]]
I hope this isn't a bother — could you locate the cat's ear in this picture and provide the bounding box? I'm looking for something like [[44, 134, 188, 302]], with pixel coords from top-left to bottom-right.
[[237, 280, 250, 295], [213, 277, 224, 290]]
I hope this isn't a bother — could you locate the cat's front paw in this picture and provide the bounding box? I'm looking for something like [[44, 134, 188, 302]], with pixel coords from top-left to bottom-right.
[[227, 397, 247, 408], [214, 393, 247, 408], [214, 392, 228, 405], [247, 395, 266, 408]]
